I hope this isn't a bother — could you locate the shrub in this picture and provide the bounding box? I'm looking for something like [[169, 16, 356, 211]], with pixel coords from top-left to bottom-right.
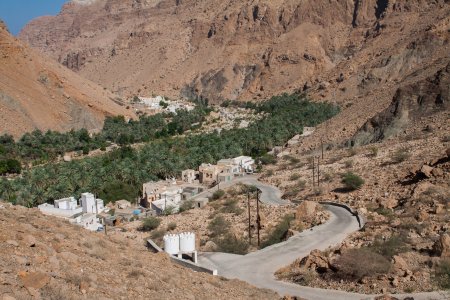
[[265, 169, 274, 177], [258, 154, 277, 165], [390, 147, 410, 164], [162, 206, 176, 216], [261, 214, 295, 248], [289, 173, 301, 181], [220, 199, 243, 215], [369, 235, 409, 259], [322, 172, 333, 182], [179, 200, 194, 212], [141, 217, 161, 232], [434, 259, 450, 289], [368, 146, 378, 157], [341, 172, 364, 191], [347, 148, 358, 157], [167, 222, 177, 231], [207, 215, 230, 238], [215, 233, 249, 255], [211, 189, 225, 201], [150, 228, 166, 241], [344, 160, 353, 168], [284, 155, 300, 164], [333, 248, 391, 281]]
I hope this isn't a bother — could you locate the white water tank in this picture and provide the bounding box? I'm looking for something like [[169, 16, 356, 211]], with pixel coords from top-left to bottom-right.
[[179, 232, 196, 252], [163, 234, 180, 255]]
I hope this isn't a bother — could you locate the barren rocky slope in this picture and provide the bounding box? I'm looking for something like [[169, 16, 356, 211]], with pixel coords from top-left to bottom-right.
[[0, 22, 134, 138], [19, 0, 450, 107], [259, 65, 450, 293], [0, 202, 277, 299]]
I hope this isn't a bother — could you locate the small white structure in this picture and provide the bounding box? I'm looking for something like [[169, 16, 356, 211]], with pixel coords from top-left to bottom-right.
[[234, 156, 255, 172], [38, 197, 82, 218], [54, 197, 78, 210], [80, 193, 105, 214], [179, 232, 196, 252], [163, 232, 197, 263], [163, 234, 180, 255], [70, 213, 102, 231]]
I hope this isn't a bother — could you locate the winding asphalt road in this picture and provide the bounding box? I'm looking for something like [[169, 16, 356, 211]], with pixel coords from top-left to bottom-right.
[[194, 178, 448, 299], [192, 175, 289, 206]]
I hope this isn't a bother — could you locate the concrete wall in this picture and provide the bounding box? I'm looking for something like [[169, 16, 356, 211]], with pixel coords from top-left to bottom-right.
[[319, 201, 365, 229], [38, 204, 82, 218]]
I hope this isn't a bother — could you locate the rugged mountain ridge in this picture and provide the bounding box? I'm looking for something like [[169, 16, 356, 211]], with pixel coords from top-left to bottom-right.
[[0, 22, 134, 138], [19, 0, 449, 105]]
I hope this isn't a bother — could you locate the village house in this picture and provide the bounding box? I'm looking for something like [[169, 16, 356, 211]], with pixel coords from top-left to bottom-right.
[[38, 197, 82, 218], [80, 192, 105, 214], [142, 180, 172, 203], [38, 193, 106, 231], [181, 169, 199, 184], [198, 163, 222, 185], [69, 213, 102, 232], [115, 199, 132, 209]]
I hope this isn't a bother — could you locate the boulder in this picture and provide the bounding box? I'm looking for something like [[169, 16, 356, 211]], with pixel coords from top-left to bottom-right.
[[378, 197, 398, 209], [392, 255, 409, 275], [433, 234, 450, 257], [22, 234, 36, 247], [63, 155, 72, 162], [203, 241, 218, 252], [296, 201, 318, 221], [420, 164, 433, 178], [299, 249, 329, 272], [19, 271, 50, 289]]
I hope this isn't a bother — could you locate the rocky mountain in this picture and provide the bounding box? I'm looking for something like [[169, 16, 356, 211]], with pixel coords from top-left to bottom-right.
[[18, 0, 449, 108], [0, 202, 277, 299], [0, 22, 134, 138]]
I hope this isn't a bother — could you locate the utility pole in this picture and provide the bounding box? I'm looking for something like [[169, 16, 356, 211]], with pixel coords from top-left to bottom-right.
[[247, 191, 251, 245], [312, 157, 315, 187], [217, 174, 220, 191], [256, 189, 261, 248], [164, 194, 167, 214], [321, 139, 324, 160], [317, 156, 320, 188]]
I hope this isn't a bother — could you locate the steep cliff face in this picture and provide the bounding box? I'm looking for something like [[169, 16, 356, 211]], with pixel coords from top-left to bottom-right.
[[351, 62, 450, 145], [19, 0, 449, 105], [0, 24, 134, 137]]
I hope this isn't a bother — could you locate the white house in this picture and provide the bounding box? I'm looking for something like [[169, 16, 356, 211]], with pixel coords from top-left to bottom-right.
[[160, 186, 183, 204], [70, 213, 102, 231], [217, 156, 255, 173], [80, 193, 105, 214], [234, 156, 255, 172], [38, 197, 83, 218]]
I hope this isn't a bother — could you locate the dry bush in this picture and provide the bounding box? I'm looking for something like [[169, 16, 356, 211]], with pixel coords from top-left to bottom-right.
[[368, 146, 379, 157], [128, 269, 146, 278], [289, 173, 301, 181], [220, 199, 243, 215], [344, 160, 353, 168], [390, 147, 411, 164], [167, 222, 177, 231], [89, 246, 109, 260], [434, 258, 450, 289], [333, 248, 391, 281], [64, 273, 83, 286], [41, 285, 76, 300]]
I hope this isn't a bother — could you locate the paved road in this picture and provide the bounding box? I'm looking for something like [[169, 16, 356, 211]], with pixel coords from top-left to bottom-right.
[[192, 175, 289, 206], [198, 205, 448, 300]]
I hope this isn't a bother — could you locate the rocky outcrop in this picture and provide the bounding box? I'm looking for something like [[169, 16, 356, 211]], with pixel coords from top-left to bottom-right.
[[433, 234, 450, 258], [352, 62, 450, 145]]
